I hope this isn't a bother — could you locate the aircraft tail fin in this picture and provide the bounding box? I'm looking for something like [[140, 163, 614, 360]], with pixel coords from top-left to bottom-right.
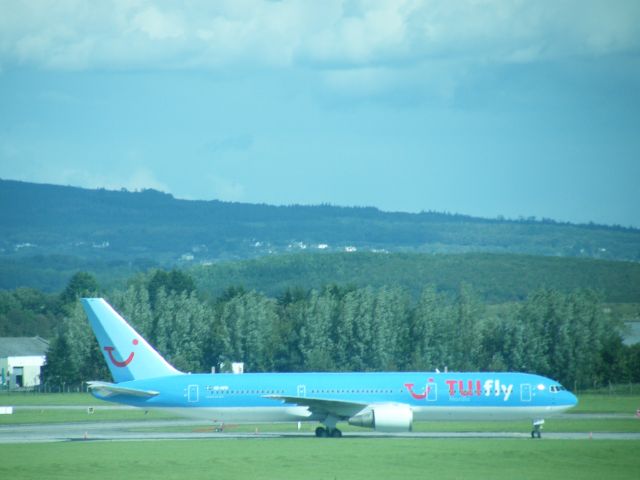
[[81, 298, 182, 383]]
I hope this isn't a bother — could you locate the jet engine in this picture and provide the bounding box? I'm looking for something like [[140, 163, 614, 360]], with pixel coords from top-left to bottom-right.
[[348, 404, 413, 432]]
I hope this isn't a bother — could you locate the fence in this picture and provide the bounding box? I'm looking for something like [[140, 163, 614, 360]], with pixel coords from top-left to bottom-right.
[[575, 382, 639, 395], [0, 382, 90, 395]]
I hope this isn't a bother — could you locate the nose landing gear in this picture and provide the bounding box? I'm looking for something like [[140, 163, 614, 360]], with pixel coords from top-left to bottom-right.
[[531, 419, 544, 439]]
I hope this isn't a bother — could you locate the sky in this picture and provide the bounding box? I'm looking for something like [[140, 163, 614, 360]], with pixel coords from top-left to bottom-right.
[[1, 0, 639, 227]]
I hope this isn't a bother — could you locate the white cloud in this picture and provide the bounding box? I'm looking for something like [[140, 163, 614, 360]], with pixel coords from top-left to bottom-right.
[[1, 0, 638, 72], [1, 0, 638, 103], [305, 1, 411, 65], [132, 6, 184, 40]]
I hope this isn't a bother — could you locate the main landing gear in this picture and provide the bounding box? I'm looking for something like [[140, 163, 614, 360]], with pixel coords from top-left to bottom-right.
[[315, 426, 342, 438], [531, 419, 544, 439], [316, 414, 342, 438]]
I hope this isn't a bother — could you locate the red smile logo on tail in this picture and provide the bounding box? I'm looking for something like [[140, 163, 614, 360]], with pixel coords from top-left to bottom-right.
[[104, 339, 138, 367]]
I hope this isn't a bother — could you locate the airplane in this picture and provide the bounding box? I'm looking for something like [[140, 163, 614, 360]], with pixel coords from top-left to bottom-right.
[[81, 297, 578, 438]]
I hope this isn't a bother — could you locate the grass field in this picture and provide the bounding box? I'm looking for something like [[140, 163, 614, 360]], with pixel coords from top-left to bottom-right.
[[0, 392, 102, 406], [2, 393, 640, 433], [1, 392, 639, 479], [3, 391, 639, 410], [136, 417, 640, 434], [0, 407, 178, 425], [573, 393, 640, 413], [1, 438, 639, 480]]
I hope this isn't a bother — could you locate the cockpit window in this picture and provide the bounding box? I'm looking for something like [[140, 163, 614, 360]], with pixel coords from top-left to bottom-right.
[[549, 384, 566, 393]]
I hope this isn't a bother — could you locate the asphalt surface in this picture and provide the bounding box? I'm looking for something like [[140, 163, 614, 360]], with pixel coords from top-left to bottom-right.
[[1, 407, 639, 443]]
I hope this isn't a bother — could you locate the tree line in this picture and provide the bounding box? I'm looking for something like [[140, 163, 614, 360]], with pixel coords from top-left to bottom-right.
[[37, 271, 640, 391], [192, 252, 640, 303]]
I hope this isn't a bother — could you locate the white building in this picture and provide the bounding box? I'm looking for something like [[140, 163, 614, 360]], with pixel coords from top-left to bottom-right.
[[0, 337, 49, 388]]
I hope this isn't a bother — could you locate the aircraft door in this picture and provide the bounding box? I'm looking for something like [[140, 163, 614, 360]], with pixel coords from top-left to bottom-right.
[[297, 385, 306, 397], [188, 384, 199, 403], [520, 384, 532, 402], [427, 382, 437, 402]]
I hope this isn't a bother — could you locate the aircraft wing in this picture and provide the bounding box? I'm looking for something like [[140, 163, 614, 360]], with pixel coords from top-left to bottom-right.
[[87, 381, 159, 398], [265, 395, 367, 419]]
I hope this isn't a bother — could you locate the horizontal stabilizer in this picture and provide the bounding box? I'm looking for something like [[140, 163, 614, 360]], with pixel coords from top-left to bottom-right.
[[87, 381, 159, 399]]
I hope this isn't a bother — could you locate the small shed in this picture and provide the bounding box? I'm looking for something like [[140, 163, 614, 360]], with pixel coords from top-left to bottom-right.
[[0, 337, 49, 388]]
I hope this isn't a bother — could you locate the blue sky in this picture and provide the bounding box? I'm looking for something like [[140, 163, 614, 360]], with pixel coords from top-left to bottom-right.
[[1, 1, 639, 226]]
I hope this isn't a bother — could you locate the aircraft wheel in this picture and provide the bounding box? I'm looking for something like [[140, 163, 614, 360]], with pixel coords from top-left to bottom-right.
[[315, 426, 328, 438], [330, 428, 342, 438]]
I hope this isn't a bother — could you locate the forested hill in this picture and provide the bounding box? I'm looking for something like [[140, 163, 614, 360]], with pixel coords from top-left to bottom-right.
[[2, 179, 639, 267], [191, 252, 640, 304]]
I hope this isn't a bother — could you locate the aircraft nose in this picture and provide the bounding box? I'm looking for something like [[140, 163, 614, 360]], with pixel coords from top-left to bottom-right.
[[568, 391, 578, 408]]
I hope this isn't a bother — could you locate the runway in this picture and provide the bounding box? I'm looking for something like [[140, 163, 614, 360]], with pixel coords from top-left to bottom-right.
[[1, 417, 639, 443]]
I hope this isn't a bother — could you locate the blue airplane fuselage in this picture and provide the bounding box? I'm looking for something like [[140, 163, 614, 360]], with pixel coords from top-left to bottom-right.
[[92, 371, 577, 423]]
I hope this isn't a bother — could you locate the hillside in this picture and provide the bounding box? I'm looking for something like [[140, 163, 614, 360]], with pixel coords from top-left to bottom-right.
[[2, 179, 639, 269], [191, 252, 640, 303]]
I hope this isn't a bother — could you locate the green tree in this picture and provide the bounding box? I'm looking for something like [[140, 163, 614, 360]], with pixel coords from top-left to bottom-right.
[[372, 286, 410, 370], [272, 289, 307, 371], [154, 290, 209, 372], [59, 272, 99, 307], [113, 285, 155, 342], [221, 291, 277, 372], [42, 301, 109, 385], [41, 334, 77, 386], [516, 290, 552, 375], [450, 283, 482, 371], [300, 289, 337, 371], [204, 305, 231, 372], [336, 288, 375, 371], [410, 285, 443, 370], [147, 269, 196, 307]]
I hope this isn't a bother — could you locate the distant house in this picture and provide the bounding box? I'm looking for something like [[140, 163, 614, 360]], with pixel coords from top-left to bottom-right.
[[0, 337, 49, 388]]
